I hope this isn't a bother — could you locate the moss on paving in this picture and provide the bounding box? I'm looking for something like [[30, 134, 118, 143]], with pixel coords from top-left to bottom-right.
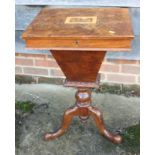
[[93, 83, 140, 97], [121, 124, 140, 154], [16, 101, 35, 113], [15, 101, 35, 149], [15, 75, 34, 84], [15, 75, 64, 85]]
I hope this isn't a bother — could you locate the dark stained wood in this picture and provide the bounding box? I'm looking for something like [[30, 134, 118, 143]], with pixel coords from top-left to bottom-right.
[[24, 38, 132, 51], [22, 8, 134, 51], [51, 50, 106, 83], [64, 73, 101, 88], [88, 106, 122, 144], [44, 105, 79, 141], [22, 7, 134, 144], [44, 88, 122, 144]]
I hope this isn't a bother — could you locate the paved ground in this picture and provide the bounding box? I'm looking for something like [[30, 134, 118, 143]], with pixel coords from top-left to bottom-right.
[[15, 84, 140, 155]]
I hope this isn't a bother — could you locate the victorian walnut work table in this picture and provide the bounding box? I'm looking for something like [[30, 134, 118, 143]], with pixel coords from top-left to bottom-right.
[[22, 8, 134, 144]]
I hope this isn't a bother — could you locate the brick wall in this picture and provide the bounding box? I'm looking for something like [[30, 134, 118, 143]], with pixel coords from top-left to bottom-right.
[[15, 53, 140, 85]]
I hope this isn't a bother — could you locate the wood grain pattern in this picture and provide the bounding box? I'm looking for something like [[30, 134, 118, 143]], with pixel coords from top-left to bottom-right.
[[25, 38, 132, 51], [51, 50, 106, 82], [22, 8, 134, 51]]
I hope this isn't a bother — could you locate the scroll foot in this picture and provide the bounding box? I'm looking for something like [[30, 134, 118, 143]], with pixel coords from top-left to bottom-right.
[[89, 106, 122, 144], [44, 106, 79, 141]]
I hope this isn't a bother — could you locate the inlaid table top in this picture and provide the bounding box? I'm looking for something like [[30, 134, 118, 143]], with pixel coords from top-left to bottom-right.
[[22, 8, 134, 51]]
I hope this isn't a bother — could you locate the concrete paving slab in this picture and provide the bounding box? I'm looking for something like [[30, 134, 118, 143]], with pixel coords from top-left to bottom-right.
[[15, 84, 140, 155]]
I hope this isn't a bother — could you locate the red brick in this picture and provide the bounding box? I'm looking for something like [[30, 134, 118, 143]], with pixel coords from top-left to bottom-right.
[[99, 73, 106, 81], [35, 59, 59, 68], [121, 65, 139, 74], [137, 75, 140, 83], [107, 59, 140, 64], [23, 67, 48, 76], [100, 64, 119, 72], [107, 59, 140, 65], [107, 74, 136, 84], [50, 69, 64, 77], [15, 53, 47, 59], [16, 58, 33, 66], [15, 66, 22, 74], [47, 54, 52, 59]]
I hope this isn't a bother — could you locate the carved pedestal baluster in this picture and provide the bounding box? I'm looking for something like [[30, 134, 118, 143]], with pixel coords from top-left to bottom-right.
[[44, 88, 122, 144]]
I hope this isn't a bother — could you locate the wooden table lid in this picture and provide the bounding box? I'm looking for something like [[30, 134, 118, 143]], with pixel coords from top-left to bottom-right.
[[22, 8, 134, 51]]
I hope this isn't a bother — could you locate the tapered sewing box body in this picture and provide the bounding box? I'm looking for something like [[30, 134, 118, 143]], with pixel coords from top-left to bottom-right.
[[22, 8, 134, 87]]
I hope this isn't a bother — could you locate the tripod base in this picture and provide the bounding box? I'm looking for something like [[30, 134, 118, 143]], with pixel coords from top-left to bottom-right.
[[44, 88, 122, 144]]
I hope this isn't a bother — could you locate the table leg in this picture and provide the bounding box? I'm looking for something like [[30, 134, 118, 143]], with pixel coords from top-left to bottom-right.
[[88, 106, 122, 144], [44, 106, 79, 141], [44, 88, 122, 144]]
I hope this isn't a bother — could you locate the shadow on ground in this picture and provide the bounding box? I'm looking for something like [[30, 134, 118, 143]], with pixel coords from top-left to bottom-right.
[[15, 84, 140, 155]]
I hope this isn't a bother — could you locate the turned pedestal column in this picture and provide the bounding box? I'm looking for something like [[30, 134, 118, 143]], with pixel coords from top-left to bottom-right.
[[44, 88, 122, 144]]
